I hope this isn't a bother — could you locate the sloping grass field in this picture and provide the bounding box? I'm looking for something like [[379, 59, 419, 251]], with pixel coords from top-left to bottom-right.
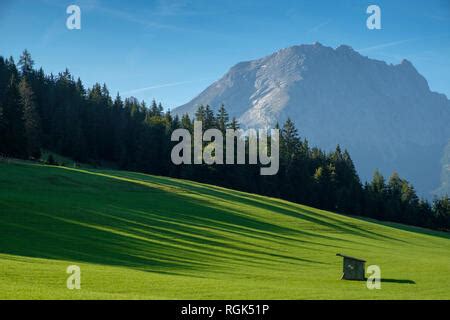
[[0, 161, 449, 299]]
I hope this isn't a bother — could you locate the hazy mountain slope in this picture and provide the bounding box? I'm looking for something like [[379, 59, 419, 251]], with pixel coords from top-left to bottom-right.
[[436, 141, 450, 196], [174, 43, 450, 197]]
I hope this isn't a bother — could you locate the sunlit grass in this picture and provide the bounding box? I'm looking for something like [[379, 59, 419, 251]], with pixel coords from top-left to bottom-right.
[[0, 162, 449, 299]]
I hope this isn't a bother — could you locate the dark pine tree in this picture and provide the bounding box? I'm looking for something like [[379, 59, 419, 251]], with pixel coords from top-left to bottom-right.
[[216, 104, 229, 133], [3, 74, 26, 157], [19, 78, 42, 158], [18, 49, 34, 76]]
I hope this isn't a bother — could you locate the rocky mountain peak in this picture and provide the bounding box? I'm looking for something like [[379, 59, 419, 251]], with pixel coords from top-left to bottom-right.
[[173, 43, 450, 197]]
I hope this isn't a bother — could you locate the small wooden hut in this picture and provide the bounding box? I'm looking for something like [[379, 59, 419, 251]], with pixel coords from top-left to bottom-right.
[[336, 253, 366, 281]]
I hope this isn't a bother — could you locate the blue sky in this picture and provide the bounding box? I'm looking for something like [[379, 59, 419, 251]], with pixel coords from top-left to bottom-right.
[[1, 0, 449, 109]]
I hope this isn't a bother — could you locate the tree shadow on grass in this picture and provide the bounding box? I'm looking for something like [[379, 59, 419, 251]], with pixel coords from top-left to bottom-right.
[[125, 172, 447, 244], [0, 166, 332, 276], [119, 172, 404, 243], [356, 216, 450, 241], [4, 165, 437, 280]]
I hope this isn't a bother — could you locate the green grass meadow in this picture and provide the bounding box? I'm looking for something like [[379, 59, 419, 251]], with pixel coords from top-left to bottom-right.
[[0, 161, 449, 299]]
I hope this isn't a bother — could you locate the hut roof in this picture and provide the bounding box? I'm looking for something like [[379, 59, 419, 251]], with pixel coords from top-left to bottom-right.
[[336, 253, 366, 263]]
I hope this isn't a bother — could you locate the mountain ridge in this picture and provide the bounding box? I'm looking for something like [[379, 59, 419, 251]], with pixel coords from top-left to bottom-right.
[[173, 43, 450, 197]]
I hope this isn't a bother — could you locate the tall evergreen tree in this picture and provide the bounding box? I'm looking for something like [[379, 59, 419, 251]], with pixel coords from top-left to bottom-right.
[[433, 197, 450, 229], [3, 74, 26, 157], [0, 102, 5, 154], [280, 118, 300, 171], [19, 78, 41, 158], [150, 99, 161, 117], [181, 113, 193, 131], [18, 50, 34, 75], [228, 117, 240, 130], [204, 105, 215, 129], [216, 104, 229, 133], [195, 105, 205, 121]]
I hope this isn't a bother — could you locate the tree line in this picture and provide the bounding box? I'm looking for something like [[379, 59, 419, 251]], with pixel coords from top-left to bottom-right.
[[1, 50, 449, 231]]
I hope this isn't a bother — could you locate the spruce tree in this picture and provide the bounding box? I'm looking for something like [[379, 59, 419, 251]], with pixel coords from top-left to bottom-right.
[[181, 114, 193, 131], [3, 75, 26, 157], [204, 105, 215, 129], [228, 117, 240, 130], [371, 170, 385, 193], [18, 50, 34, 75], [281, 118, 300, 170], [195, 105, 206, 123], [0, 103, 5, 154], [216, 104, 229, 133], [150, 99, 160, 117], [19, 78, 42, 158], [433, 197, 450, 229]]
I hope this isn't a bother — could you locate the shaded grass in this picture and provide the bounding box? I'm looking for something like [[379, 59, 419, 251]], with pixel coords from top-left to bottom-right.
[[0, 162, 449, 299]]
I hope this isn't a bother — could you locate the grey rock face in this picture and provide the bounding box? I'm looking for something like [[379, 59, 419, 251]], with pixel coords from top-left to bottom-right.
[[436, 141, 450, 197], [174, 43, 450, 197]]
